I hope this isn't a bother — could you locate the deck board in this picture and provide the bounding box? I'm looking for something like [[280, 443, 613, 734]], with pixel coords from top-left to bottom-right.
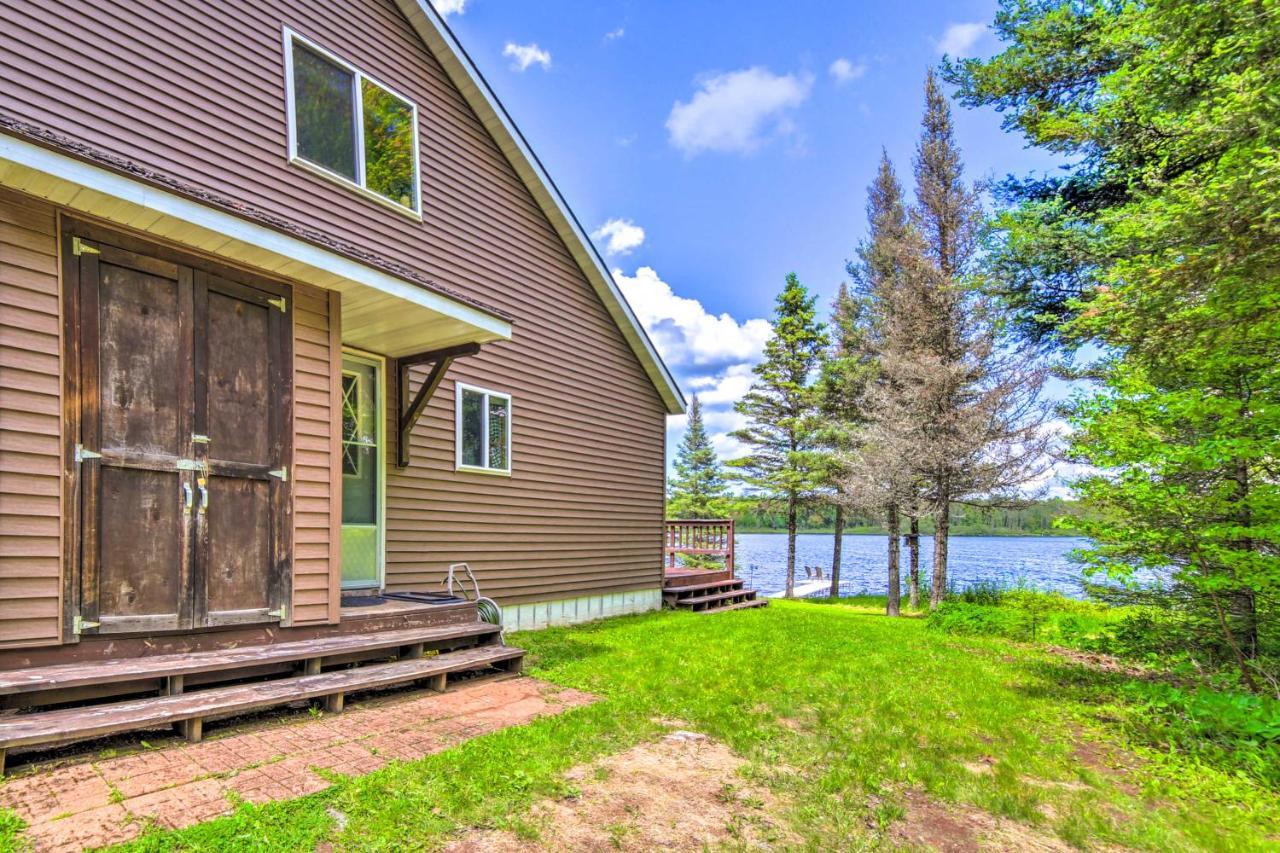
[[0, 645, 523, 750], [0, 622, 501, 695]]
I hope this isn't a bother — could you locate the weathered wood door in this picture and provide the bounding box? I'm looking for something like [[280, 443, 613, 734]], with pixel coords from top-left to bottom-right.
[[70, 234, 292, 636]]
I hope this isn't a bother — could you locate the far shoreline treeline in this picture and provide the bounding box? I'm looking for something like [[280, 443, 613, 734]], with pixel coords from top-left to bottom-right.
[[728, 498, 1089, 537]]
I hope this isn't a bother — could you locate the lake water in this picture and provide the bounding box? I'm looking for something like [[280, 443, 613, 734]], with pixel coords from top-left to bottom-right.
[[733, 533, 1095, 598]]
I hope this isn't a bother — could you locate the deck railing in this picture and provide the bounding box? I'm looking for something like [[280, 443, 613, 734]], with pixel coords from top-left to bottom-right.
[[664, 519, 735, 573]]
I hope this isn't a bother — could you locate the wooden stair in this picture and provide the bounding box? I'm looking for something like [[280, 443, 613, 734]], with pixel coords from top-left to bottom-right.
[[663, 575, 767, 614], [0, 621, 522, 773]]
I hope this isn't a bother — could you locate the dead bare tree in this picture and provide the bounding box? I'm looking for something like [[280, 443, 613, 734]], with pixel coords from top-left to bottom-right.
[[906, 72, 1055, 606]]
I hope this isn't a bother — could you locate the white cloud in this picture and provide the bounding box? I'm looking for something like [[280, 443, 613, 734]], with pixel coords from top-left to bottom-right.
[[828, 57, 866, 85], [591, 218, 646, 256], [433, 0, 467, 16], [617, 265, 772, 466], [615, 266, 771, 368], [935, 22, 987, 56], [666, 67, 813, 156], [503, 42, 552, 72], [605, 27, 626, 41]]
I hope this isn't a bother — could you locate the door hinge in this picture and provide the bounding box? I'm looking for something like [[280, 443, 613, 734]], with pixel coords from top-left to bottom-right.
[[268, 467, 288, 482], [72, 615, 100, 634], [191, 434, 211, 444], [71, 237, 100, 257], [268, 604, 288, 621], [74, 444, 102, 462], [266, 296, 287, 313], [176, 459, 202, 471]]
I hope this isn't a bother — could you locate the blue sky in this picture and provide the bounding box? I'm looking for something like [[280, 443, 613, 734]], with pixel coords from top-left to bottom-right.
[[434, 0, 1071, 486]]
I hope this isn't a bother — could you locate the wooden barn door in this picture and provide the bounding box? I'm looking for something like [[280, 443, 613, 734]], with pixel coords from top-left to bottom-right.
[[75, 243, 195, 634], [193, 273, 292, 627], [70, 233, 292, 636]]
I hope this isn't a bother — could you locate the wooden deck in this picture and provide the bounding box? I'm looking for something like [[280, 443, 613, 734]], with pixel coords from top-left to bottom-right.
[[663, 521, 766, 614], [0, 601, 523, 773]]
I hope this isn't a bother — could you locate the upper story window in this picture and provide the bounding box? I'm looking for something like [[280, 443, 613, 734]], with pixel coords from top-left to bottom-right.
[[456, 384, 512, 475], [283, 28, 422, 217]]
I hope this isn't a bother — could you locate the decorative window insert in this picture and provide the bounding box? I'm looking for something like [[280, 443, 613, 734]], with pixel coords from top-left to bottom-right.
[[455, 384, 512, 475], [283, 27, 422, 216]]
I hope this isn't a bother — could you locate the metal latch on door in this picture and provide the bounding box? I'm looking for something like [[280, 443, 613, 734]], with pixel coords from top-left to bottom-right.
[[74, 444, 102, 463], [72, 615, 101, 635]]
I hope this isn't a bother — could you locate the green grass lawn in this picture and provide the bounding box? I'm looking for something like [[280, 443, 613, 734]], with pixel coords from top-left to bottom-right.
[[66, 600, 1280, 850]]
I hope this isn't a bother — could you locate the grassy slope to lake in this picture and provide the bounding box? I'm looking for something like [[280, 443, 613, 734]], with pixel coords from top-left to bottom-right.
[[96, 601, 1278, 851]]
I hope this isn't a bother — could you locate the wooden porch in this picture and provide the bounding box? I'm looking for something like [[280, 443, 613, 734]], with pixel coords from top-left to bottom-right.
[[0, 598, 523, 774], [663, 520, 766, 614]]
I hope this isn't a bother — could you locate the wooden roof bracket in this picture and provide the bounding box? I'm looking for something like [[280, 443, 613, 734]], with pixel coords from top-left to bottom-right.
[[395, 342, 482, 468]]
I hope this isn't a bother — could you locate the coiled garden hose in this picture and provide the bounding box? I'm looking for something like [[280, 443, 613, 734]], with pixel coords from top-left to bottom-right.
[[476, 596, 502, 627]]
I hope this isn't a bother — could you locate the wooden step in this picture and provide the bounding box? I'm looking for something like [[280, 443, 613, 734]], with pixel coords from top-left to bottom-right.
[[706, 599, 769, 614], [664, 579, 744, 596], [0, 645, 524, 765], [676, 589, 755, 608], [0, 622, 502, 698]]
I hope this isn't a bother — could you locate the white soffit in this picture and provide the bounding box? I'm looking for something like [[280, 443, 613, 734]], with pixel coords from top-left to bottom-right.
[[0, 133, 512, 357]]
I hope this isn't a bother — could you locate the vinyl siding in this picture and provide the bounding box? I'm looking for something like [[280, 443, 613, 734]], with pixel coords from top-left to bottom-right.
[[0, 189, 61, 646], [0, 0, 668, 607], [290, 284, 339, 625]]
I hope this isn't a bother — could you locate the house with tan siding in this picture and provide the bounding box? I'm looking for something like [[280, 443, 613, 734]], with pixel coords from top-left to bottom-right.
[[0, 0, 682, 766]]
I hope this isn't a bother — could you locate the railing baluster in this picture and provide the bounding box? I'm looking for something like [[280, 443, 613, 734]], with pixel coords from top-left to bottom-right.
[[663, 519, 734, 576]]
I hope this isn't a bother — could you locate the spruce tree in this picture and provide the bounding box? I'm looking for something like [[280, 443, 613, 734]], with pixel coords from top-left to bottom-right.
[[854, 71, 1051, 611], [817, 282, 874, 597], [840, 152, 928, 616], [730, 273, 829, 598], [951, 0, 1280, 687], [667, 395, 729, 520]]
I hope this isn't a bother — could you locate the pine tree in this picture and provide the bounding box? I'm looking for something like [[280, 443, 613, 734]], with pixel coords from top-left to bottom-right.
[[838, 152, 923, 615], [730, 273, 829, 598], [901, 71, 1053, 609], [817, 282, 875, 597], [667, 395, 729, 520], [951, 0, 1280, 687]]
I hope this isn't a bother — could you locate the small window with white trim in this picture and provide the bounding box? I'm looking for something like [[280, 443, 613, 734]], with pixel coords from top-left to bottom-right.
[[456, 384, 511, 474], [283, 28, 422, 216]]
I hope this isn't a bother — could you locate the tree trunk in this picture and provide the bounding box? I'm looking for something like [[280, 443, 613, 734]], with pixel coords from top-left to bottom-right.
[[887, 503, 901, 616], [1230, 456, 1259, 658], [830, 503, 844, 598], [930, 499, 950, 610], [907, 515, 920, 610], [785, 494, 797, 598]]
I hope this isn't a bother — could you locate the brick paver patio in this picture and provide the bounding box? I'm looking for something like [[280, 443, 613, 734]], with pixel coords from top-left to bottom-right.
[[0, 677, 595, 852]]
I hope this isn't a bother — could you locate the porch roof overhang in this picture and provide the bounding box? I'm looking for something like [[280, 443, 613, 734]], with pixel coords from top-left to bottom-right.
[[0, 130, 513, 356]]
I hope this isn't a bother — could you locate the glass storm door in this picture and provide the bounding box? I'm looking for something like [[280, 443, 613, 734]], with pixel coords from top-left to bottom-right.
[[340, 354, 383, 588]]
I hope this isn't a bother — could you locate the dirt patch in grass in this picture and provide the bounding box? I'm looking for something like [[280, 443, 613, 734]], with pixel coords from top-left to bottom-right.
[[445, 730, 794, 851], [1044, 646, 1153, 680], [1069, 731, 1144, 797], [889, 790, 1073, 852]]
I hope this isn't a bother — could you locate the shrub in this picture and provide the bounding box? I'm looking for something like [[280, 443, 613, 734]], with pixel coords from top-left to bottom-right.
[[928, 591, 1118, 646], [927, 601, 1034, 641], [957, 580, 1007, 606], [1120, 682, 1280, 788]]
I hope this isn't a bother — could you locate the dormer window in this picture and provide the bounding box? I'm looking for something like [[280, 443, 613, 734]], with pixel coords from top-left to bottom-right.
[[283, 28, 422, 217]]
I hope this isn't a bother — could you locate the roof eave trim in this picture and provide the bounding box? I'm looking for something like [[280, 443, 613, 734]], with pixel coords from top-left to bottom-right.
[[395, 0, 686, 415], [0, 132, 513, 341]]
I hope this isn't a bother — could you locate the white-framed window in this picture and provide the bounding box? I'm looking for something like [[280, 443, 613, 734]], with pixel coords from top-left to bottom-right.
[[455, 383, 512, 475], [282, 27, 422, 218]]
